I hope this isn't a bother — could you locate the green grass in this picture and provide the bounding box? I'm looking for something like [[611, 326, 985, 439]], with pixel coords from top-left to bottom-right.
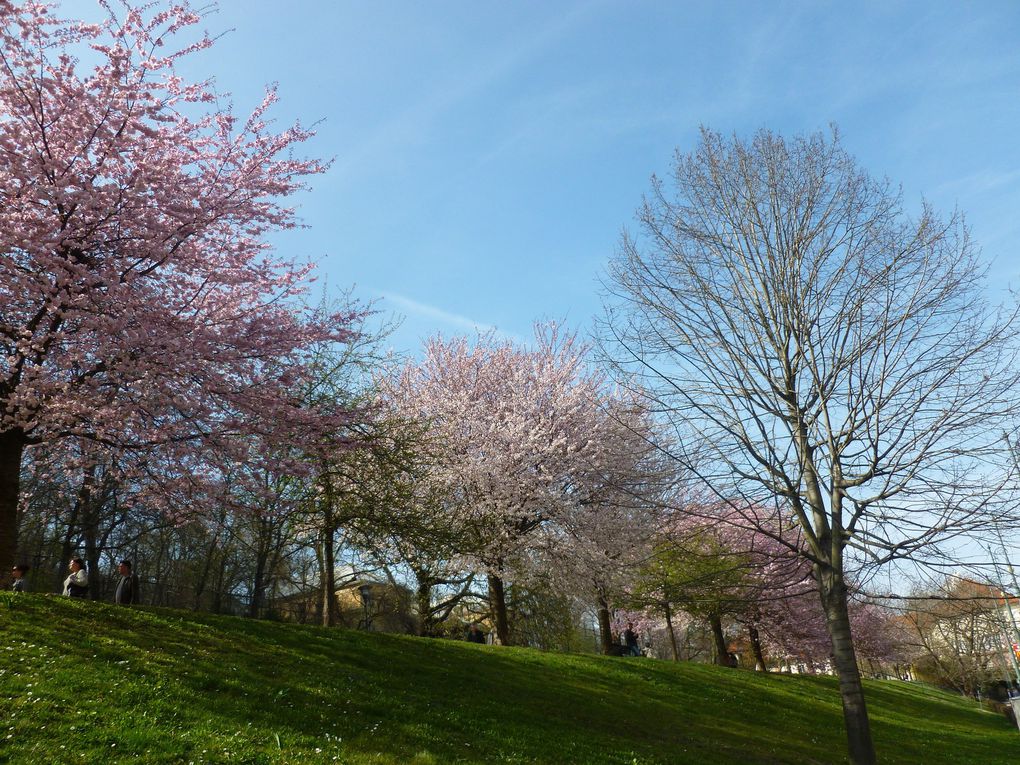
[[1, 594, 1018, 764]]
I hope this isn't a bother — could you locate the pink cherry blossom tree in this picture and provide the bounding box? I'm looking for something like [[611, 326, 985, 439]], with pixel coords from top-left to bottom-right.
[[666, 505, 907, 673], [0, 1, 359, 573], [384, 324, 608, 645], [628, 502, 825, 668], [536, 395, 671, 653]]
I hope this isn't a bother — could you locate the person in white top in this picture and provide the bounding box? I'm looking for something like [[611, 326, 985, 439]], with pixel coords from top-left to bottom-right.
[[62, 558, 88, 598]]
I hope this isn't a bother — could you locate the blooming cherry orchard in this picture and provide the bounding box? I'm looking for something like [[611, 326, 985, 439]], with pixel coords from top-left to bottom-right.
[[0, 1, 358, 574], [386, 325, 609, 644]]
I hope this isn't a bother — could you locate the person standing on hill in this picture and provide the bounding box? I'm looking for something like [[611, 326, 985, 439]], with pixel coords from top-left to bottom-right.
[[467, 624, 486, 644], [11, 564, 28, 592], [623, 623, 641, 657], [62, 558, 88, 598], [114, 560, 140, 605]]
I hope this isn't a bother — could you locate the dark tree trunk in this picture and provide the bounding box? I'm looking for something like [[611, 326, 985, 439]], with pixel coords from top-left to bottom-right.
[[56, 484, 83, 592], [708, 613, 730, 667], [818, 566, 876, 765], [263, 530, 286, 618], [664, 601, 680, 661], [83, 526, 101, 600], [151, 529, 169, 606], [80, 468, 101, 600], [596, 596, 613, 655], [488, 573, 510, 645], [317, 475, 341, 627], [211, 550, 229, 614], [249, 516, 275, 619], [193, 521, 224, 611], [749, 623, 767, 671], [89, 480, 124, 602], [319, 522, 339, 627], [249, 547, 266, 619], [0, 430, 24, 579]]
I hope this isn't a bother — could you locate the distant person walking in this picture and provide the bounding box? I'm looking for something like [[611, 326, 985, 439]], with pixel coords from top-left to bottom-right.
[[11, 564, 29, 592], [114, 560, 140, 605], [623, 622, 641, 657], [62, 558, 88, 598]]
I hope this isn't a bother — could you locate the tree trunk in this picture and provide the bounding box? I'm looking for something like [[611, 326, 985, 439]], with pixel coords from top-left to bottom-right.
[[319, 522, 339, 627], [249, 547, 266, 618], [749, 623, 767, 671], [193, 522, 224, 611], [317, 474, 341, 627], [819, 567, 876, 765], [83, 523, 101, 600], [56, 487, 83, 592], [0, 430, 24, 579], [81, 488, 104, 600], [488, 573, 509, 645], [596, 596, 613, 655], [249, 515, 275, 619], [708, 613, 730, 666], [211, 550, 229, 614], [416, 576, 434, 637], [664, 601, 680, 661], [151, 528, 169, 606]]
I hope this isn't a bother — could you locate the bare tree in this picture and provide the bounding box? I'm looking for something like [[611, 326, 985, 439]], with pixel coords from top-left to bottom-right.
[[602, 127, 1020, 765], [904, 578, 1013, 698]]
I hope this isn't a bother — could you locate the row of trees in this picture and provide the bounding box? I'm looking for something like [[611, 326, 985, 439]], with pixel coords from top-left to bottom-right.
[[4, 4, 1020, 764]]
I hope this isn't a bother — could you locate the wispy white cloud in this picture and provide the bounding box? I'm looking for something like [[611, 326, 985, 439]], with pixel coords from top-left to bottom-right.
[[380, 291, 524, 343], [930, 168, 1020, 199]]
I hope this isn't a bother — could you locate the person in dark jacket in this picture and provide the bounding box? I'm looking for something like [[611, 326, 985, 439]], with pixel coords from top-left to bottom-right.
[[114, 560, 140, 605], [467, 624, 486, 644], [623, 623, 641, 657], [11, 564, 29, 592]]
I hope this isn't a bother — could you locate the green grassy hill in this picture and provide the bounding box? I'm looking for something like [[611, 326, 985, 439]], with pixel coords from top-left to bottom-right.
[[1, 594, 1017, 764]]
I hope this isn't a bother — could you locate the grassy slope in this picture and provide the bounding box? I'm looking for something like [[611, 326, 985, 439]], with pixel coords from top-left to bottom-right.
[[1, 594, 1018, 764]]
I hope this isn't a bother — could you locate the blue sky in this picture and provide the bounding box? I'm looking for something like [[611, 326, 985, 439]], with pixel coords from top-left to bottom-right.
[[71, 0, 1020, 354]]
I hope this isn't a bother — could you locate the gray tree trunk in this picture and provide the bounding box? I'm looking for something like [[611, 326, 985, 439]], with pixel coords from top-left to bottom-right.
[[818, 566, 876, 765], [748, 623, 767, 671], [664, 602, 680, 661], [416, 576, 434, 636], [596, 596, 613, 655], [488, 573, 509, 645], [708, 613, 730, 666]]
